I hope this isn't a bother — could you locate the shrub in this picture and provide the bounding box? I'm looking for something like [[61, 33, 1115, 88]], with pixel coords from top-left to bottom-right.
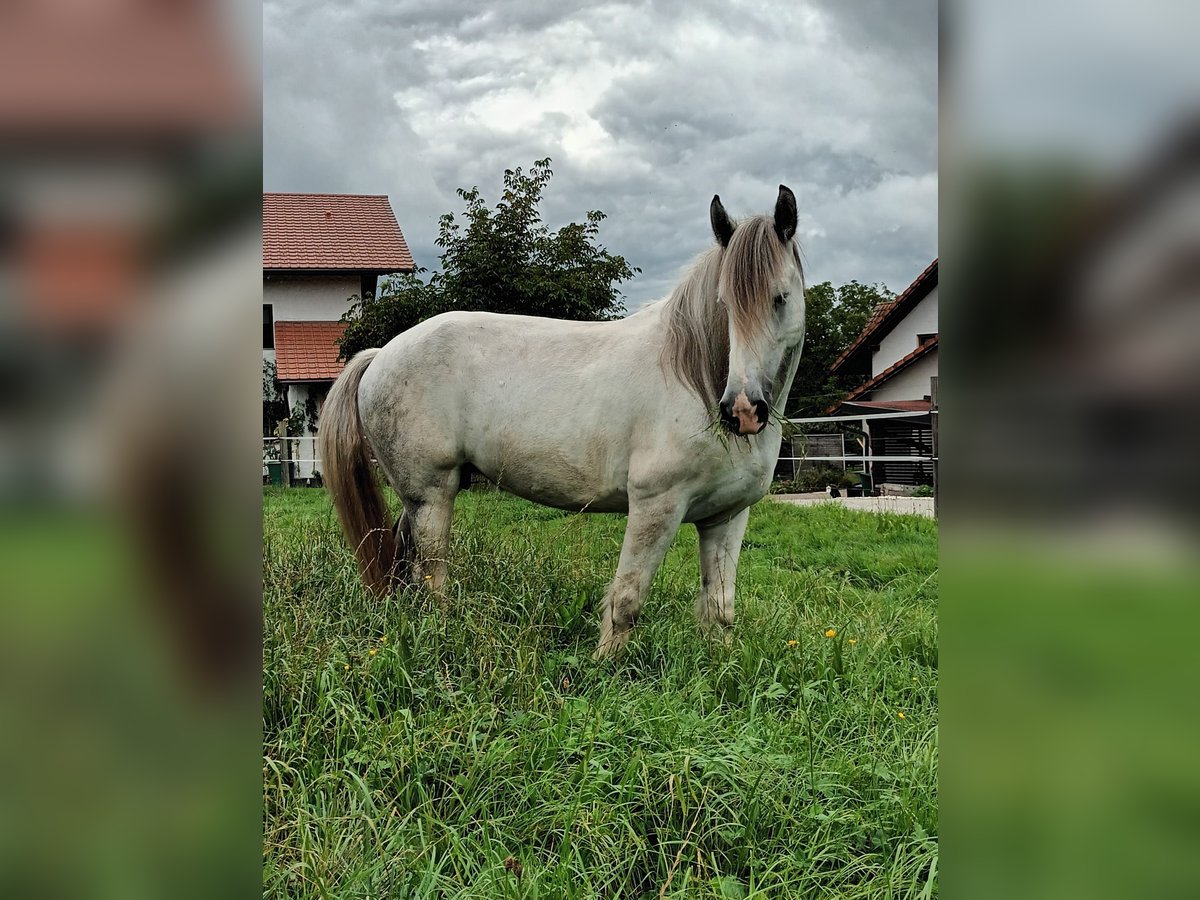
[[772, 464, 858, 493]]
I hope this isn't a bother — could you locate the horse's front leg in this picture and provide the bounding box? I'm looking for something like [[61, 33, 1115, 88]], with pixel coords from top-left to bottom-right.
[[695, 506, 750, 630], [595, 498, 686, 659]]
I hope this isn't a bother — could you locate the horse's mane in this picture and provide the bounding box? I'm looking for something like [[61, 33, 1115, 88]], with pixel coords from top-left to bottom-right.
[[660, 215, 800, 408]]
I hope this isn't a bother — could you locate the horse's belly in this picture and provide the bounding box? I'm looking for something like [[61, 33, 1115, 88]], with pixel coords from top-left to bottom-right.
[[466, 434, 630, 513], [496, 478, 629, 513]]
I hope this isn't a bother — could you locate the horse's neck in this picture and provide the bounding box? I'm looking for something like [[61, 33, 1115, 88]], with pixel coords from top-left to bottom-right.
[[773, 342, 804, 413]]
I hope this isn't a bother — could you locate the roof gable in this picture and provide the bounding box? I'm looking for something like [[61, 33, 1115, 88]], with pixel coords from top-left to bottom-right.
[[840, 336, 938, 404], [263, 193, 415, 273], [830, 259, 938, 375]]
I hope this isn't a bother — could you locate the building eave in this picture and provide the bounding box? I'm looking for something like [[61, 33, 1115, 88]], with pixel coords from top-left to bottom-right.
[[830, 258, 938, 375], [827, 337, 938, 412]]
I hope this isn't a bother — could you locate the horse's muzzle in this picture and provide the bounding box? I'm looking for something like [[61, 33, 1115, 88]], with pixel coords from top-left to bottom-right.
[[719, 392, 769, 435]]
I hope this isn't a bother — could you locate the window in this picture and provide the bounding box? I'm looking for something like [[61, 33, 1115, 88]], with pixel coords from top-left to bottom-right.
[[264, 304, 274, 349], [917, 332, 936, 346]]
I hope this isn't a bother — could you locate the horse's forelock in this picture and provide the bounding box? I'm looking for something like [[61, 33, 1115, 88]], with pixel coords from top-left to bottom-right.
[[660, 215, 797, 409], [720, 215, 793, 347]]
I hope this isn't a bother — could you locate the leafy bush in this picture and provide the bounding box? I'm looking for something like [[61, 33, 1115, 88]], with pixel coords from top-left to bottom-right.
[[262, 359, 319, 437], [771, 464, 858, 493]]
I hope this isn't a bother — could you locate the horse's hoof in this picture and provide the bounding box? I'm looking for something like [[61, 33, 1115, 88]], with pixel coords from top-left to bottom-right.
[[593, 632, 627, 660]]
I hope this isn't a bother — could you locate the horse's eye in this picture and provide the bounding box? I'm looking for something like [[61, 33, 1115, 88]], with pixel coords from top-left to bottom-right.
[[774, 293, 788, 307]]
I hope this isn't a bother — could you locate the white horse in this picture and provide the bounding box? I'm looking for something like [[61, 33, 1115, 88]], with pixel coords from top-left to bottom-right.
[[319, 185, 806, 656]]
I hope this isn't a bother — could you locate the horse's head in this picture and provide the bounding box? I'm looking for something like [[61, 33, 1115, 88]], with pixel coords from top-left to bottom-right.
[[711, 185, 805, 436]]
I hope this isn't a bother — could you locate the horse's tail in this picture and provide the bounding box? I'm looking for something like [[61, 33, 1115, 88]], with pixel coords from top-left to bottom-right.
[[318, 348, 398, 597]]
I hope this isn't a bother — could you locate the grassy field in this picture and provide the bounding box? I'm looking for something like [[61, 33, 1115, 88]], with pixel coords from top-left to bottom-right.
[[263, 486, 938, 899]]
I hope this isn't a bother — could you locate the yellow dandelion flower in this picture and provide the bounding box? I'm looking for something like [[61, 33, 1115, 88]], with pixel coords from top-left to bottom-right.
[[824, 628, 837, 638], [423, 575, 433, 582], [344, 663, 350, 671], [848, 639, 858, 645], [912, 676, 918, 682], [369, 648, 377, 657], [786, 639, 798, 647], [897, 711, 906, 719]]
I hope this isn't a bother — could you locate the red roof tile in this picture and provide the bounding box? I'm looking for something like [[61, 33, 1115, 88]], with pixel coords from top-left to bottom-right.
[[830, 259, 938, 374], [263, 193, 415, 273], [274, 320, 347, 382]]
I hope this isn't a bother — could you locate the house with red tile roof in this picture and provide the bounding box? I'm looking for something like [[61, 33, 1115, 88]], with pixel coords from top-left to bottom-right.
[[263, 193, 415, 477], [828, 260, 938, 488]]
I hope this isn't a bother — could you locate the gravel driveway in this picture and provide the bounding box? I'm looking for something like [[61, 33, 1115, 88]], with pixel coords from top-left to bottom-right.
[[769, 492, 936, 518]]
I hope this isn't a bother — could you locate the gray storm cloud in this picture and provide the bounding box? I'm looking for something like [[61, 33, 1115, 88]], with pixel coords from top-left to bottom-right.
[[264, 0, 938, 306]]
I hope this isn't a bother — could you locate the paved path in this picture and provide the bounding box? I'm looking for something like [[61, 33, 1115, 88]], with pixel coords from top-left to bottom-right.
[[769, 492, 935, 518]]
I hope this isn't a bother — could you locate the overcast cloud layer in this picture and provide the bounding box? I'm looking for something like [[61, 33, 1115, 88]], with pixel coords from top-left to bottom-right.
[[264, 0, 938, 307]]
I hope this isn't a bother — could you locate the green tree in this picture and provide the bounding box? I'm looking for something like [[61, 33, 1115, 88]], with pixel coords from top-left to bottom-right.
[[336, 270, 449, 362], [786, 280, 894, 417], [338, 159, 637, 359]]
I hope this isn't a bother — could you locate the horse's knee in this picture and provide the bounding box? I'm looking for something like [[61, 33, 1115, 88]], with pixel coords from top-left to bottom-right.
[[596, 575, 646, 657], [610, 574, 646, 631]]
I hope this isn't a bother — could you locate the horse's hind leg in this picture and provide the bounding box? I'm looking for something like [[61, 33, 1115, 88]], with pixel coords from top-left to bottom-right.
[[695, 506, 750, 630], [390, 510, 414, 585], [595, 497, 685, 658], [404, 467, 459, 592]]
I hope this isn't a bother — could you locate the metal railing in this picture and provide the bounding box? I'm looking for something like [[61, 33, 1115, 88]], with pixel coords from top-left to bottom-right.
[[261, 411, 939, 476], [780, 410, 936, 466]]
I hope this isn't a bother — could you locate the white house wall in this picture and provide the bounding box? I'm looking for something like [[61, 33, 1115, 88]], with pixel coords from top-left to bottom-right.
[[871, 352, 938, 402], [873, 286, 938, 376], [264, 274, 361, 321], [263, 275, 357, 468]]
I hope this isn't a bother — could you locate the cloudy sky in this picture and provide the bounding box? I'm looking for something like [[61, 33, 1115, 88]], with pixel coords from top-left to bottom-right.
[[264, 0, 937, 309]]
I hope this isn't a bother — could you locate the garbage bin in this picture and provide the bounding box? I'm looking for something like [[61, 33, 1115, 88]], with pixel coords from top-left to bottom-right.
[[266, 461, 283, 486], [858, 471, 874, 496]]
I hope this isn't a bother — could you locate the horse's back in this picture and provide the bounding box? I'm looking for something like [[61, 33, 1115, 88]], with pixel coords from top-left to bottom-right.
[[365, 310, 649, 403], [356, 309, 664, 508]]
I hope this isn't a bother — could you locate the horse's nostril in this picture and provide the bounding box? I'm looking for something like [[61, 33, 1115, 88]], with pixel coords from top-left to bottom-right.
[[754, 400, 770, 423]]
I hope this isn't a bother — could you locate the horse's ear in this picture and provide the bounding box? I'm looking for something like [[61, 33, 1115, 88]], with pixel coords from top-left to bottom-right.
[[710, 194, 735, 248], [774, 184, 797, 244]]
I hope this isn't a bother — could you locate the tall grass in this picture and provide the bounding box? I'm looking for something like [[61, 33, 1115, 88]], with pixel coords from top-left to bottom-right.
[[264, 487, 938, 898]]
